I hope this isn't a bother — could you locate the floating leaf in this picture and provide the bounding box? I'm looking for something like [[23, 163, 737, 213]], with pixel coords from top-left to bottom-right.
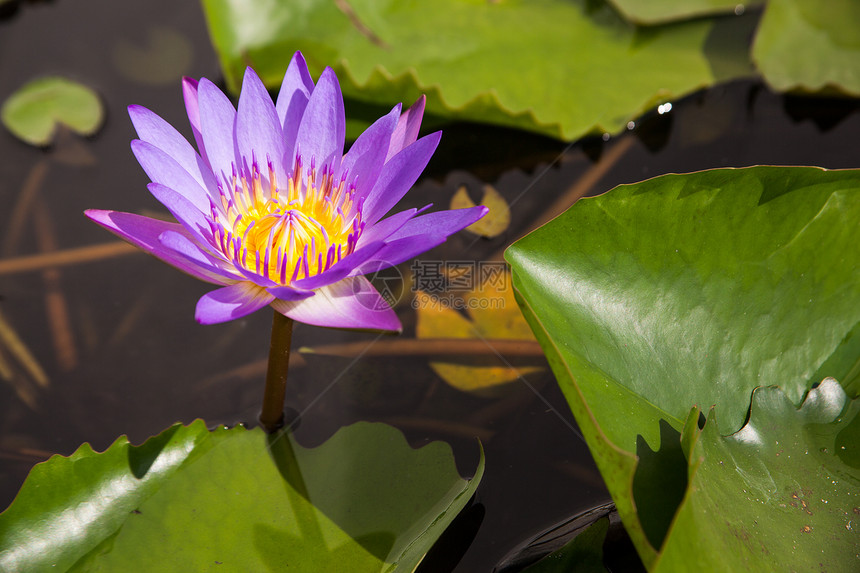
[[507, 166, 860, 567], [200, 0, 754, 140], [1, 77, 103, 146], [606, 0, 762, 24], [415, 269, 542, 396], [450, 185, 510, 239], [0, 420, 482, 572], [753, 0, 860, 95], [655, 380, 859, 571]]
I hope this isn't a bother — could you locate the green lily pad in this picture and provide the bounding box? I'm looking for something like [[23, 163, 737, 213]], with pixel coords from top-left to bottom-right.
[[607, 0, 763, 25], [753, 0, 860, 95], [0, 420, 483, 572], [200, 0, 755, 140], [506, 166, 860, 567], [655, 379, 859, 571], [1, 76, 103, 146]]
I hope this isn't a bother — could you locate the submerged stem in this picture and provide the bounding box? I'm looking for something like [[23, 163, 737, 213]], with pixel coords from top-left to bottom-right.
[[259, 311, 294, 433]]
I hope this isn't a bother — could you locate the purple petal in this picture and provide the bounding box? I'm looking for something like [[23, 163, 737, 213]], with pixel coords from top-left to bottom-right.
[[339, 104, 400, 194], [128, 105, 217, 197], [85, 210, 232, 285], [386, 95, 425, 161], [294, 67, 345, 174], [361, 131, 442, 225], [355, 208, 418, 248], [130, 140, 211, 213], [354, 207, 487, 273], [233, 262, 288, 289], [158, 230, 238, 281], [182, 77, 207, 162], [236, 67, 287, 184], [276, 52, 315, 163], [291, 240, 385, 290], [147, 183, 215, 247], [271, 276, 401, 332], [195, 282, 274, 324], [388, 206, 488, 241], [265, 285, 316, 301], [197, 78, 238, 182], [353, 234, 447, 275]]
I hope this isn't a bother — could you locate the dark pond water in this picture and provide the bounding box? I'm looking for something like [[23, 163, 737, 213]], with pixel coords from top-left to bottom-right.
[[1, 1, 859, 571]]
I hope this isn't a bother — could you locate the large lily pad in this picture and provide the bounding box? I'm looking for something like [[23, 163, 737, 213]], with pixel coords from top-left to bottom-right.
[[606, 0, 763, 25], [506, 166, 860, 566], [753, 0, 860, 95], [655, 380, 859, 571], [200, 0, 754, 140], [0, 420, 482, 572]]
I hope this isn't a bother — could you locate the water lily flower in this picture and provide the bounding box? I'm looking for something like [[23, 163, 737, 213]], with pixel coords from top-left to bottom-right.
[[86, 53, 487, 331]]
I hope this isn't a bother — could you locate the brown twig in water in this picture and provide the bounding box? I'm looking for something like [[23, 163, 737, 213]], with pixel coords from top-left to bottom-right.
[[0, 241, 139, 276], [0, 345, 13, 380], [198, 338, 544, 391], [2, 159, 50, 257], [0, 347, 39, 410], [33, 196, 77, 371], [489, 135, 636, 261], [300, 337, 545, 360], [0, 309, 47, 409], [107, 293, 152, 349], [0, 445, 54, 463], [0, 308, 49, 389], [196, 353, 307, 390]]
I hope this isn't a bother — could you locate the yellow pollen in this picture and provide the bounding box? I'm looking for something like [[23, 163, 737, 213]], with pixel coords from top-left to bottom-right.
[[213, 159, 361, 285]]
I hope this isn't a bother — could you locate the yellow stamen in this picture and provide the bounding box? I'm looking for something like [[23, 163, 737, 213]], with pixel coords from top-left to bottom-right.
[[212, 158, 362, 285]]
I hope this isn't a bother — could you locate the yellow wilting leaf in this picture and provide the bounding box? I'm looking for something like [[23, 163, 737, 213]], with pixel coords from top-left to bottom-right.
[[414, 269, 542, 397], [450, 184, 510, 238]]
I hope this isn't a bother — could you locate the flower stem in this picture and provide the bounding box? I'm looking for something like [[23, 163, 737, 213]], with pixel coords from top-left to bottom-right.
[[259, 311, 294, 433]]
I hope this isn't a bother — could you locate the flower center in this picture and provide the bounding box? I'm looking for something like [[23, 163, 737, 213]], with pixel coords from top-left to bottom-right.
[[211, 156, 363, 285]]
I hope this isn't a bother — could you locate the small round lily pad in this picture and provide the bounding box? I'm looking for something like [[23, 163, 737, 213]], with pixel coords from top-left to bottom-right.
[[1, 76, 104, 146]]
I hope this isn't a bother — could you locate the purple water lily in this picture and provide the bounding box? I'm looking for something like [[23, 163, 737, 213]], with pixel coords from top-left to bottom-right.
[[86, 52, 487, 331]]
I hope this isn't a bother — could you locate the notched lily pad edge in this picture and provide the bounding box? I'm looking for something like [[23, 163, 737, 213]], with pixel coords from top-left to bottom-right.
[[506, 275, 664, 567], [653, 377, 856, 564], [605, 0, 766, 26], [508, 260, 858, 569], [228, 53, 712, 142]]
